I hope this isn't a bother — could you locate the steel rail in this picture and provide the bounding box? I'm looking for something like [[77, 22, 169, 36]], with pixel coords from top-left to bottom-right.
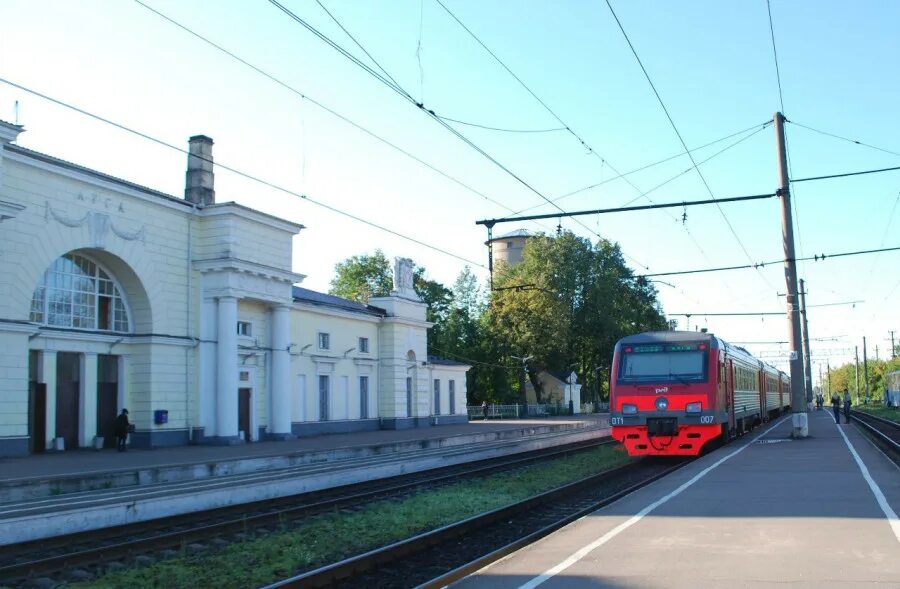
[[0, 437, 612, 584], [849, 410, 900, 460], [264, 460, 686, 588]]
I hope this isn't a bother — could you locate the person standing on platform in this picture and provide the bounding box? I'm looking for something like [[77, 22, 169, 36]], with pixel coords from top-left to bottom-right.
[[481, 400, 488, 420], [843, 389, 852, 424], [115, 409, 131, 452], [831, 392, 841, 423]]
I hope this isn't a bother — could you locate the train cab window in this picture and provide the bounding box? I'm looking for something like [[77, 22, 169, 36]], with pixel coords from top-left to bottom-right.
[[618, 343, 709, 385]]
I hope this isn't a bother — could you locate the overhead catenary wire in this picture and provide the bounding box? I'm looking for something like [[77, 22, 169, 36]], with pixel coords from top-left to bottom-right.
[[436, 115, 566, 134], [788, 121, 900, 159], [267, 0, 652, 268], [791, 164, 900, 184], [641, 245, 900, 278], [132, 0, 562, 239], [515, 120, 771, 215], [0, 77, 487, 269], [603, 0, 774, 292], [431, 0, 746, 284], [765, 0, 786, 115]]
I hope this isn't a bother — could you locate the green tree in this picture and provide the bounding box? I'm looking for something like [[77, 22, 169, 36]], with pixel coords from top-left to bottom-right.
[[328, 250, 392, 303], [488, 231, 667, 403]]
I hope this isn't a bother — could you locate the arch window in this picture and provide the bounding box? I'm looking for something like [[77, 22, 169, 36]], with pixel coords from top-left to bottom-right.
[[30, 253, 131, 332]]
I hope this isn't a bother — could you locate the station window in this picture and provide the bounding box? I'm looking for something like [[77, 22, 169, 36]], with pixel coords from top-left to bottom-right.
[[359, 337, 369, 353], [318, 332, 330, 351], [237, 321, 252, 337]]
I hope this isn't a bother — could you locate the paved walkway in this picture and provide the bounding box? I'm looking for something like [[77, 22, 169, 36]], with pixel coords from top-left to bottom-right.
[[456, 409, 899, 588], [0, 415, 606, 482]]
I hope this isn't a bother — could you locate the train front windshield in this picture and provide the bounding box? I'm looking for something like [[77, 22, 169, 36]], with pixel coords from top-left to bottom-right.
[[617, 343, 708, 385]]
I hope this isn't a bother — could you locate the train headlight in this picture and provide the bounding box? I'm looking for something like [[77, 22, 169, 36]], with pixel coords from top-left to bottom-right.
[[685, 401, 702, 414], [622, 403, 638, 415]]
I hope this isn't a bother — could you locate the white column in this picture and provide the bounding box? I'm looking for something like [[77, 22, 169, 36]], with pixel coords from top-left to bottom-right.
[[41, 350, 57, 448], [216, 296, 238, 439], [270, 305, 293, 438], [80, 352, 98, 447], [199, 298, 217, 436]]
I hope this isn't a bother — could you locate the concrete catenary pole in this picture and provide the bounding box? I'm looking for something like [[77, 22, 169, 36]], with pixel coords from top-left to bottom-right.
[[855, 346, 860, 405], [863, 336, 870, 403], [799, 279, 813, 405], [774, 112, 807, 437]]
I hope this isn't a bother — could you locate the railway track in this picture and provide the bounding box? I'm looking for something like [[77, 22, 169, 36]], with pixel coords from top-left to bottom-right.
[[0, 437, 611, 587], [264, 458, 686, 589], [850, 410, 900, 465]]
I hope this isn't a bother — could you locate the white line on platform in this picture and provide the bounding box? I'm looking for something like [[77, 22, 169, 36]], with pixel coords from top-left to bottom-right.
[[517, 417, 789, 589], [833, 420, 900, 544]]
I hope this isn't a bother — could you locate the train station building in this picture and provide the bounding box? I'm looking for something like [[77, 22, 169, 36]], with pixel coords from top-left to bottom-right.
[[0, 120, 469, 457]]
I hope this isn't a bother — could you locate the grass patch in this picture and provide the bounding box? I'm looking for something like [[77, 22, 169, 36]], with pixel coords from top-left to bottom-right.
[[74, 445, 631, 589], [854, 404, 900, 425]]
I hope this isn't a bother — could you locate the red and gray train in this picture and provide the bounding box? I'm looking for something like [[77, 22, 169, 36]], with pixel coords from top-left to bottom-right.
[[609, 330, 790, 456]]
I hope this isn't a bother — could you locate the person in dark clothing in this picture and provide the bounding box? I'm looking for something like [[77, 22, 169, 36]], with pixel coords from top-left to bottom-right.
[[114, 409, 130, 452], [481, 400, 488, 420], [843, 389, 852, 423], [831, 393, 841, 423]]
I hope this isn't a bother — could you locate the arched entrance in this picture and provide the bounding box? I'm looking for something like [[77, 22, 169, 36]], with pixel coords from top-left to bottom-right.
[[27, 251, 148, 451]]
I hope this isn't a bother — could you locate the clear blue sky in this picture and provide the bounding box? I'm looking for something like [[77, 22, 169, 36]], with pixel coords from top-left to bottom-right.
[[2, 1, 898, 384]]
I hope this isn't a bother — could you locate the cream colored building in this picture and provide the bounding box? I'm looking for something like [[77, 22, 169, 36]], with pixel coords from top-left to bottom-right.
[[0, 121, 468, 457]]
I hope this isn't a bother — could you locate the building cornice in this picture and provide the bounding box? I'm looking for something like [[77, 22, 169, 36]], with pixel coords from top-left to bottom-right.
[[199, 202, 304, 235], [193, 257, 304, 284], [379, 316, 434, 330]]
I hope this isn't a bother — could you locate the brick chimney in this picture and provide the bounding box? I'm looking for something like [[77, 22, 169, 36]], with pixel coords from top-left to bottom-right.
[[184, 135, 215, 206]]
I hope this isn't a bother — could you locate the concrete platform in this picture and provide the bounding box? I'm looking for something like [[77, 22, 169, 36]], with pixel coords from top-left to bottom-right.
[[456, 409, 899, 588], [0, 415, 609, 544]]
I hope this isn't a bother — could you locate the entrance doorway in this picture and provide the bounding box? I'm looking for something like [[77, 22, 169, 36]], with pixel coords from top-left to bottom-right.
[[97, 355, 119, 448], [29, 383, 47, 453], [238, 388, 251, 442], [28, 351, 46, 453], [56, 352, 80, 450]]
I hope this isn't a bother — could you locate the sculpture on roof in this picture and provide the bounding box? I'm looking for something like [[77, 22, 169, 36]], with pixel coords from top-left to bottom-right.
[[393, 257, 417, 298]]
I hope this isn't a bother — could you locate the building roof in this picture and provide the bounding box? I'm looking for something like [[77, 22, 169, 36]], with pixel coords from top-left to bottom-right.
[[487, 228, 534, 242], [546, 369, 577, 384], [427, 355, 471, 367], [292, 286, 386, 317], [6, 144, 191, 207]]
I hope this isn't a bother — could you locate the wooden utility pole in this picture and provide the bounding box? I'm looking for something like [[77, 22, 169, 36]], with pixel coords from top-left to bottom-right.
[[774, 112, 807, 437]]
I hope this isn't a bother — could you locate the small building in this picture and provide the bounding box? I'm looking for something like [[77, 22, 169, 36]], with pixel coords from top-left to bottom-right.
[[0, 121, 469, 457], [524, 370, 582, 413]]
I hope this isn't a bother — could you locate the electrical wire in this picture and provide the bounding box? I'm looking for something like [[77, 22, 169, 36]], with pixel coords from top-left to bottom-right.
[[314, 0, 411, 100], [515, 121, 771, 214], [0, 77, 487, 269], [791, 164, 900, 183], [765, 0, 786, 115], [641, 245, 900, 278], [788, 121, 900, 159], [436, 116, 566, 133], [132, 0, 523, 218], [267, 0, 651, 268], [426, 344, 513, 370], [603, 0, 772, 291], [431, 0, 742, 280]]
